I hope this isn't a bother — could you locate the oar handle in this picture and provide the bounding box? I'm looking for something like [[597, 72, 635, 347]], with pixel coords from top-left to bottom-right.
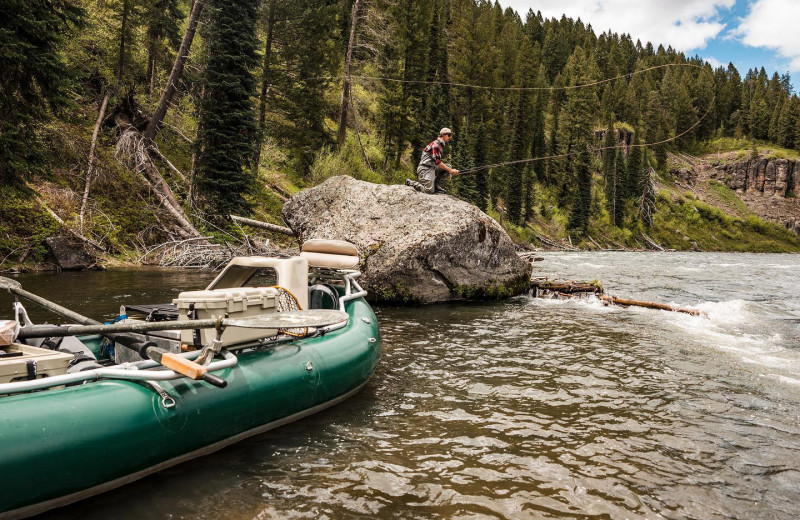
[[148, 348, 228, 388], [200, 372, 227, 388]]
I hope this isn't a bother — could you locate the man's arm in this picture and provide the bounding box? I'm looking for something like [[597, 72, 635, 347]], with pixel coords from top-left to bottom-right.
[[441, 163, 459, 175]]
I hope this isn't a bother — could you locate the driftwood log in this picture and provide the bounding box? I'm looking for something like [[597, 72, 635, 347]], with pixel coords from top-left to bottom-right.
[[229, 215, 295, 236], [599, 294, 707, 317], [530, 278, 602, 297], [531, 277, 707, 318]]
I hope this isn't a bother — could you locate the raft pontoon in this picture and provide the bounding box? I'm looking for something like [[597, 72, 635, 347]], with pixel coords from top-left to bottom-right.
[[0, 240, 379, 519]]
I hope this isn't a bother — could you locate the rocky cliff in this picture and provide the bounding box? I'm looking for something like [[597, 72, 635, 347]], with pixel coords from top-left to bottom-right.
[[712, 158, 800, 234], [283, 176, 532, 304], [713, 158, 797, 198]]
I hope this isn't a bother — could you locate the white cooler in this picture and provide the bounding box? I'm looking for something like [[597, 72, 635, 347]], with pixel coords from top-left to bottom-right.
[[173, 286, 280, 347]]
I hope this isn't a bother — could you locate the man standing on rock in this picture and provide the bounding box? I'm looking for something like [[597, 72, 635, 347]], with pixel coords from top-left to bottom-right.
[[406, 128, 459, 194]]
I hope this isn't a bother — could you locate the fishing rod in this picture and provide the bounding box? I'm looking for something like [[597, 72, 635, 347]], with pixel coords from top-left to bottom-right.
[[324, 62, 712, 92], [329, 62, 716, 178], [451, 92, 716, 177]]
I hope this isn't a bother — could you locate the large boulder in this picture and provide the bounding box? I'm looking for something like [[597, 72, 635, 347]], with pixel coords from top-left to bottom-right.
[[283, 176, 531, 303], [45, 236, 96, 270]]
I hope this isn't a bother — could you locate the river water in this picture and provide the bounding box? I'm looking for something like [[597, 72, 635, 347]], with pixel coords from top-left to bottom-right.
[[2, 252, 799, 519]]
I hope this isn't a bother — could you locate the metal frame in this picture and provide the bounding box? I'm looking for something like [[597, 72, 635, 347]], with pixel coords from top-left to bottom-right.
[[0, 350, 238, 396], [309, 268, 368, 312]]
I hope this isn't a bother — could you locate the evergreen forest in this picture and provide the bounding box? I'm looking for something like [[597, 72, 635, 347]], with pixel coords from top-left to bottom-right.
[[2, 0, 800, 267]]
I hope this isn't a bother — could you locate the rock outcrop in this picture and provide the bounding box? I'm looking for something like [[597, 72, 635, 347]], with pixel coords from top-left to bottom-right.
[[45, 236, 96, 270], [712, 158, 800, 235], [713, 158, 797, 197], [283, 176, 531, 303]]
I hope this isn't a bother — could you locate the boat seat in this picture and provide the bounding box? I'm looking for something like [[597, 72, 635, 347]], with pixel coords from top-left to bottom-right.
[[300, 239, 359, 270]]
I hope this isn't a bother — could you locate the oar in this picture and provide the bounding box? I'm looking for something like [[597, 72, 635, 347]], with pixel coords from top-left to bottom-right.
[[0, 276, 97, 326], [14, 310, 349, 338], [0, 277, 244, 387]]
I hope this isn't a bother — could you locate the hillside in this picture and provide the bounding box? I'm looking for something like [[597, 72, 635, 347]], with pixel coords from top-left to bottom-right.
[[2, 0, 800, 272]]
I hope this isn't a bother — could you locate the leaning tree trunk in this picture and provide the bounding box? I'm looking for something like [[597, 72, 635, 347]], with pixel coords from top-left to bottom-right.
[[144, 0, 204, 141], [112, 0, 206, 238], [337, 0, 360, 149], [116, 125, 201, 239], [79, 91, 110, 231]]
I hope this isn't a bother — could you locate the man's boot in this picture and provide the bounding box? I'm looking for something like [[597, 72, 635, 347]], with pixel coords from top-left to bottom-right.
[[405, 179, 423, 192]]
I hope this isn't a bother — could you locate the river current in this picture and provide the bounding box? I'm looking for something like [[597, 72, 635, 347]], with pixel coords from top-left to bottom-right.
[[3, 252, 798, 519]]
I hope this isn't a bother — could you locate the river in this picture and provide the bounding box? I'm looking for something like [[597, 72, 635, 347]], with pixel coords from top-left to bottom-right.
[[2, 252, 798, 519]]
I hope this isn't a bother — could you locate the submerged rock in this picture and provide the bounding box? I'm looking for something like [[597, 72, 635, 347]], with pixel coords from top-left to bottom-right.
[[283, 176, 531, 303]]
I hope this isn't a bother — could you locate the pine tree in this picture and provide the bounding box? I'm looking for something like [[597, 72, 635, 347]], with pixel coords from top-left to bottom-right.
[[274, 0, 338, 172], [194, 0, 260, 218], [416, 0, 451, 166], [472, 120, 489, 211], [642, 91, 667, 170], [638, 150, 656, 227], [453, 131, 476, 202], [557, 47, 597, 202], [523, 165, 535, 221], [567, 146, 592, 234], [625, 133, 642, 199], [530, 65, 547, 183], [505, 38, 537, 224], [613, 147, 625, 227], [777, 96, 799, 149], [768, 99, 783, 143], [506, 92, 527, 224], [0, 0, 83, 182], [602, 115, 617, 221], [660, 68, 696, 145]]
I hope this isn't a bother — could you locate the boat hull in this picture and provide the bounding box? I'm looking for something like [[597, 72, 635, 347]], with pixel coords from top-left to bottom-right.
[[0, 298, 380, 519]]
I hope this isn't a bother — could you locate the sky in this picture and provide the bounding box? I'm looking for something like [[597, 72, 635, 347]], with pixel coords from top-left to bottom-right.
[[500, 0, 800, 82]]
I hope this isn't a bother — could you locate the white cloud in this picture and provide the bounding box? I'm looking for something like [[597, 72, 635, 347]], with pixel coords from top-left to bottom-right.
[[734, 0, 800, 72], [704, 56, 725, 68], [500, 0, 734, 51]]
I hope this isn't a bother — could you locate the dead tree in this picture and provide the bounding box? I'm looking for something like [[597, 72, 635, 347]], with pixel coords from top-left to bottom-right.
[[144, 0, 204, 141], [79, 91, 110, 231], [110, 0, 206, 238], [337, 0, 361, 148]]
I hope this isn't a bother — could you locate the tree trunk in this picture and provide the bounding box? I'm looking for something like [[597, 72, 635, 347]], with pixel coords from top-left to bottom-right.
[[229, 215, 295, 236], [117, 0, 130, 84], [79, 91, 110, 231], [144, 0, 204, 141], [337, 0, 360, 149], [599, 294, 706, 317], [147, 54, 156, 95], [116, 124, 202, 239], [253, 0, 277, 172]]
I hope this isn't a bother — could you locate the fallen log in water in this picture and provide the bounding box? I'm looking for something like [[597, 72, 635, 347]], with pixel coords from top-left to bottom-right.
[[530, 277, 603, 297], [530, 277, 707, 318], [598, 294, 707, 317]]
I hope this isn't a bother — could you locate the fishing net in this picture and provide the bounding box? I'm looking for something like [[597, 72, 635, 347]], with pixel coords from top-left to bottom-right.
[[272, 286, 310, 337]]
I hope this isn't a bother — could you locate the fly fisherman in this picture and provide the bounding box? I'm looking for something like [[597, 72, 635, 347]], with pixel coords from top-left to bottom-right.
[[406, 128, 459, 194]]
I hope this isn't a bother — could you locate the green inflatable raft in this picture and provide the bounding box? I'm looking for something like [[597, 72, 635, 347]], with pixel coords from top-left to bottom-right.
[[0, 248, 380, 519]]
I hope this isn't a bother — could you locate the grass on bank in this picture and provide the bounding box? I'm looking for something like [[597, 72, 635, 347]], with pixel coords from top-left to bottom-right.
[[690, 137, 800, 162], [648, 190, 799, 252]]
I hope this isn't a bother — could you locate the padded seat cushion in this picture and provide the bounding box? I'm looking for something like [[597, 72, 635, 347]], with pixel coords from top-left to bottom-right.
[[301, 239, 359, 257], [300, 251, 359, 269]]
